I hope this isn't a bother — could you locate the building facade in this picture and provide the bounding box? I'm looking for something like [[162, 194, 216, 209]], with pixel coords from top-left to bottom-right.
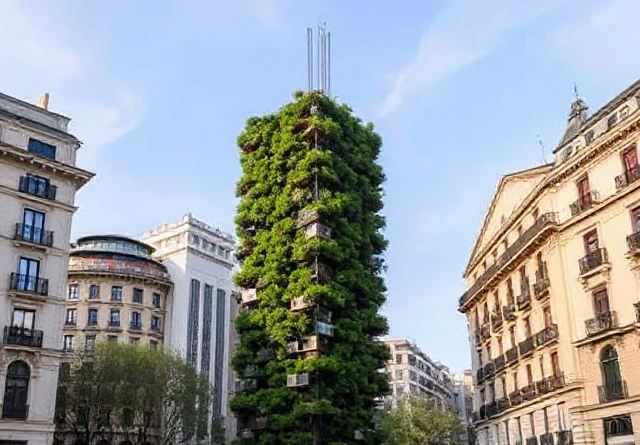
[[142, 214, 236, 438], [0, 92, 93, 444], [453, 371, 476, 445], [63, 235, 172, 351], [459, 79, 640, 445], [384, 338, 456, 412]]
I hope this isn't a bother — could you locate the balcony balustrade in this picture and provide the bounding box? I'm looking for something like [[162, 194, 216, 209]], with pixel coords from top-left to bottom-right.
[[556, 430, 573, 445], [535, 324, 558, 347], [241, 289, 258, 307], [9, 273, 48, 296], [509, 390, 523, 406], [534, 265, 550, 299], [585, 311, 618, 336], [536, 374, 565, 395], [521, 384, 537, 401], [506, 346, 519, 364], [459, 213, 558, 307], [598, 380, 628, 403], [540, 433, 554, 445], [502, 303, 516, 321], [129, 322, 142, 330], [483, 362, 495, 379], [496, 397, 510, 413], [570, 191, 599, 216], [614, 166, 640, 190], [3, 326, 43, 348], [578, 248, 608, 275], [14, 223, 54, 247], [494, 354, 506, 372], [519, 336, 535, 357]]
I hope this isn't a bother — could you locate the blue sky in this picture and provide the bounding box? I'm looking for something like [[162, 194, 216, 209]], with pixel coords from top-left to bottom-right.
[[1, 0, 639, 371]]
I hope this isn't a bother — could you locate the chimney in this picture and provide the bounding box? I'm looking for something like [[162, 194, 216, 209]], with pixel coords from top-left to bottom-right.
[[38, 93, 50, 110]]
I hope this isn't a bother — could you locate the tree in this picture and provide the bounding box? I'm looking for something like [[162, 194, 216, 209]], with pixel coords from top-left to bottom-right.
[[55, 343, 212, 445], [379, 396, 462, 445], [231, 91, 389, 444]]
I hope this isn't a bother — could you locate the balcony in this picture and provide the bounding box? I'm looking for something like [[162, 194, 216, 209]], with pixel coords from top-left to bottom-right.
[[540, 433, 554, 445], [614, 166, 640, 190], [286, 373, 310, 388], [536, 374, 564, 395], [569, 191, 599, 216], [491, 312, 503, 331], [535, 324, 558, 347], [480, 323, 491, 341], [108, 320, 121, 328], [505, 346, 519, 365], [556, 431, 572, 445], [18, 175, 56, 200], [290, 296, 312, 311], [496, 397, 510, 413], [485, 401, 497, 418], [9, 273, 48, 297], [241, 288, 258, 307], [526, 437, 539, 445], [534, 266, 550, 300], [516, 280, 531, 311], [287, 336, 321, 355], [585, 311, 618, 336], [519, 336, 535, 357], [494, 354, 506, 372], [578, 248, 608, 275], [459, 213, 558, 308], [598, 380, 628, 403], [627, 232, 640, 253], [635, 303, 640, 322], [502, 303, 516, 322], [235, 379, 257, 392], [14, 224, 54, 248], [305, 222, 332, 240], [2, 403, 28, 420], [129, 322, 142, 331], [483, 362, 495, 379], [68, 258, 171, 283], [3, 326, 43, 348], [476, 368, 485, 384], [521, 384, 537, 401], [509, 390, 523, 406]]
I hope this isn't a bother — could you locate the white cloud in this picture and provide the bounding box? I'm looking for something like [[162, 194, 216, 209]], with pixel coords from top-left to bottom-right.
[[246, 0, 283, 31], [377, 0, 557, 117]]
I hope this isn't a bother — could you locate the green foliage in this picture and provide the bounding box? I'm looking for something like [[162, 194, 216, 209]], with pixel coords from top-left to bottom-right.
[[379, 396, 463, 445], [54, 343, 212, 445], [232, 92, 390, 444]]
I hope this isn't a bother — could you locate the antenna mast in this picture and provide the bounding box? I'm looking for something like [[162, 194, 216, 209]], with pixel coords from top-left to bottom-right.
[[306, 23, 332, 95]]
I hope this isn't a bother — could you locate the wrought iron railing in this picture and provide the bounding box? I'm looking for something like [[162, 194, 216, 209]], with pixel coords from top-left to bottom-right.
[[506, 346, 519, 364], [516, 278, 531, 311], [614, 165, 640, 190], [598, 380, 628, 403], [556, 430, 572, 445], [509, 390, 523, 406], [578, 248, 608, 275], [494, 354, 506, 372], [502, 303, 516, 321], [540, 432, 554, 445], [491, 311, 503, 330], [476, 368, 485, 384], [459, 213, 558, 307], [485, 401, 497, 418], [534, 265, 550, 299], [9, 273, 48, 296], [14, 223, 54, 247], [496, 397, 510, 413], [519, 336, 535, 356], [3, 326, 43, 347], [627, 232, 640, 251], [526, 437, 539, 445], [570, 191, 599, 216], [535, 324, 558, 347], [483, 362, 495, 378], [521, 384, 537, 401], [585, 311, 617, 336]]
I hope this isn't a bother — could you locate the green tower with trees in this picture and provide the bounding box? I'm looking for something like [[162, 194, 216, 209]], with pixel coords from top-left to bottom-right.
[[231, 90, 389, 445]]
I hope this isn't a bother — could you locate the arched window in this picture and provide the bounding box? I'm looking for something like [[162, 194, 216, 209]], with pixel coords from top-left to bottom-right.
[[3, 360, 30, 420], [601, 346, 625, 401]]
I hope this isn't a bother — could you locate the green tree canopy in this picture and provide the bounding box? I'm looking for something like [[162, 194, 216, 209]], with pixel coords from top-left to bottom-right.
[[379, 396, 463, 445], [55, 342, 212, 445]]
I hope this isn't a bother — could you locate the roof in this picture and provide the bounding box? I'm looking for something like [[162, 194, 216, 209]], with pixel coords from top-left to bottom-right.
[[75, 235, 156, 253]]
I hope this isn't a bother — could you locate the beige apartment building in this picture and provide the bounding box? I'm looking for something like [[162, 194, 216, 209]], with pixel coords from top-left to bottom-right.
[[0, 92, 93, 445], [459, 79, 640, 445], [64, 235, 172, 350]]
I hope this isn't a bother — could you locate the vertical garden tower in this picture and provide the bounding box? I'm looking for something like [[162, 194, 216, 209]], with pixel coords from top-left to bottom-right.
[[231, 83, 389, 444]]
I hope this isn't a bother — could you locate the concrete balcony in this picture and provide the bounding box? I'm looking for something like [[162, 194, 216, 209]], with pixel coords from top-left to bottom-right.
[[290, 296, 312, 312], [287, 336, 321, 356]]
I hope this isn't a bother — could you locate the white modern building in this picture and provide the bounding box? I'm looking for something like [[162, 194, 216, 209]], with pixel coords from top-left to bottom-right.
[[453, 370, 475, 445], [142, 214, 237, 439], [384, 338, 456, 412], [0, 92, 93, 444]]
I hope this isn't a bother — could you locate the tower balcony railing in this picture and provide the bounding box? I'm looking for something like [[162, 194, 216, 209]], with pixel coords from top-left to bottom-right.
[[570, 191, 599, 216], [535, 324, 558, 347], [459, 213, 558, 308], [578, 248, 608, 275], [585, 311, 617, 336]]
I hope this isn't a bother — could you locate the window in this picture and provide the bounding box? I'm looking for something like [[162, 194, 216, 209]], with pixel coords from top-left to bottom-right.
[[529, 412, 536, 436], [109, 308, 120, 326], [551, 352, 560, 377], [88, 308, 98, 326], [21, 209, 45, 244], [186, 279, 200, 368], [512, 372, 518, 390], [509, 326, 516, 347], [593, 288, 610, 315], [524, 316, 531, 337], [577, 176, 592, 207], [543, 407, 549, 432], [3, 361, 30, 419], [539, 356, 545, 378], [17, 257, 40, 292], [543, 306, 552, 328], [28, 138, 56, 159], [151, 316, 161, 332], [107, 335, 118, 343], [526, 364, 533, 385], [607, 114, 619, 130], [507, 278, 514, 303], [152, 292, 161, 308], [632, 207, 640, 234], [132, 288, 143, 304], [68, 283, 78, 300], [65, 309, 77, 325], [395, 370, 403, 380], [395, 354, 403, 364], [601, 346, 623, 401], [129, 337, 140, 345], [12, 309, 34, 330], [21, 173, 54, 199], [111, 286, 122, 301], [85, 336, 96, 351], [130, 311, 141, 328], [621, 145, 638, 173], [604, 415, 633, 438], [63, 335, 75, 351], [89, 285, 100, 300], [584, 230, 599, 253]]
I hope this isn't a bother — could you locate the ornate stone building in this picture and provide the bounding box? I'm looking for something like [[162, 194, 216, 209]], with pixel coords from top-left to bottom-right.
[[63, 235, 172, 350], [0, 91, 93, 444], [459, 79, 640, 445]]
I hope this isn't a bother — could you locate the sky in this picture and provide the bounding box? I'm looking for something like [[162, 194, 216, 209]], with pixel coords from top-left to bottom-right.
[[1, 0, 640, 372]]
